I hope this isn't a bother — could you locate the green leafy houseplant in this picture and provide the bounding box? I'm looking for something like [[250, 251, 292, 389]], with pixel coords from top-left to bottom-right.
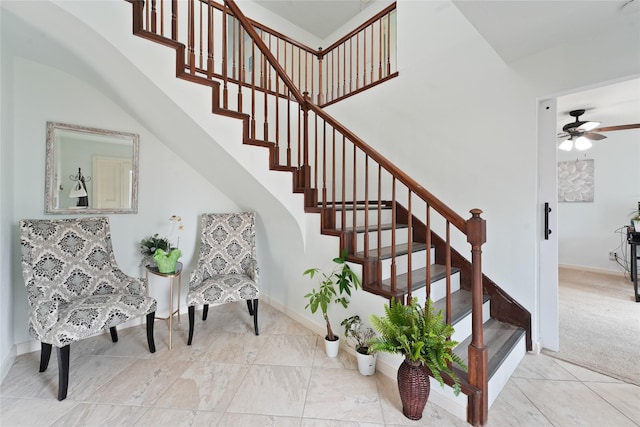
[[341, 315, 376, 354], [630, 205, 640, 231], [139, 233, 171, 258], [303, 250, 361, 342], [369, 297, 467, 395]]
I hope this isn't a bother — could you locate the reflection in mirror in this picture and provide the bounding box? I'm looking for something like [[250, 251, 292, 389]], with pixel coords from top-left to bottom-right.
[[45, 122, 139, 214]]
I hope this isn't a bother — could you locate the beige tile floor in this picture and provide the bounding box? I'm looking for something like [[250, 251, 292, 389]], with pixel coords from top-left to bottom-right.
[[1, 302, 639, 426]]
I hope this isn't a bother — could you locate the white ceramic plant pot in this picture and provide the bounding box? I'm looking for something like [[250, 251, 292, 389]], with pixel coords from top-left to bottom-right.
[[324, 336, 340, 357], [356, 350, 377, 375]]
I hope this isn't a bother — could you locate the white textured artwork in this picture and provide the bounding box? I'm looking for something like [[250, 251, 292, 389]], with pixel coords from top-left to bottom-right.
[[558, 159, 594, 202]]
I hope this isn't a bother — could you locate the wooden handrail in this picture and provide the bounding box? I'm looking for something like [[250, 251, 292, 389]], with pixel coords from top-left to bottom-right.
[[322, 2, 397, 56]]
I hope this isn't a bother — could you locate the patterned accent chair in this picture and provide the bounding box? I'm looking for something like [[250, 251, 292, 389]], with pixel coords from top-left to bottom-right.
[[19, 217, 157, 401], [187, 212, 259, 344]]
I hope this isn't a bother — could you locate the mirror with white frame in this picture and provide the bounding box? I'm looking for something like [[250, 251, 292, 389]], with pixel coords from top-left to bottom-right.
[[45, 122, 139, 214]]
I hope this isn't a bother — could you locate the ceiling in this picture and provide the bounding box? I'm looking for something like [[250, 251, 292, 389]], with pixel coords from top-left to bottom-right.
[[254, 0, 377, 39]]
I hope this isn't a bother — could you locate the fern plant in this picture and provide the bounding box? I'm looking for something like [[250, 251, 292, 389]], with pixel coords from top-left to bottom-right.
[[369, 297, 467, 395]]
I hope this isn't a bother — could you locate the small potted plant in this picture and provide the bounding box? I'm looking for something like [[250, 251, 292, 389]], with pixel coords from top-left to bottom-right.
[[341, 314, 377, 375], [303, 249, 361, 357], [630, 204, 640, 231], [139, 215, 184, 272], [139, 233, 171, 267], [369, 297, 467, 420]]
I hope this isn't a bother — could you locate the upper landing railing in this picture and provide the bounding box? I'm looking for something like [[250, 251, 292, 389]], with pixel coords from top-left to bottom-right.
[[140, 0, 397, 107]]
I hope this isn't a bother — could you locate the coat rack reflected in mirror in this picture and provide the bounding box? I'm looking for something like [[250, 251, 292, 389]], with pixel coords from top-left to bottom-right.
[[45, 122, 139, 214]]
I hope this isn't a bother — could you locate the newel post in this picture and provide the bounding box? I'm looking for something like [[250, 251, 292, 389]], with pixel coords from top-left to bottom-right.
[[299, 92, 311, 190], [466, 208, 488, 425]]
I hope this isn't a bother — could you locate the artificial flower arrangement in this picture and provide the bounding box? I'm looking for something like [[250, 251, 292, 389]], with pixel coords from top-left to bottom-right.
[[140, 215, 184, 273]]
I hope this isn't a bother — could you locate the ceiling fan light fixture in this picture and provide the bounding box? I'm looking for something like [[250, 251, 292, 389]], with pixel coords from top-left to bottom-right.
[[558, 138, 574, 151], [574, 136, 592, 151]]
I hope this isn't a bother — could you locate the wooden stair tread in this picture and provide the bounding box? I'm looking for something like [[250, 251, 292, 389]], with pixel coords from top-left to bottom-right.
[[433, 289, 490, 326], [357, 242, 429, 259], [363, 263, 459, 298], [352, 222, 408, 233], [318, 202, 392, 211], [454, 318, 526, 380]]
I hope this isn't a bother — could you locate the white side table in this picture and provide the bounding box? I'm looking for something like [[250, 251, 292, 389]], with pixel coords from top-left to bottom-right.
[[145, 262, 182, 349]]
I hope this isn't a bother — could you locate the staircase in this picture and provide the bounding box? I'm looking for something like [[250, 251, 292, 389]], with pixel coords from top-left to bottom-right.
[[124, 0, 532, 424]]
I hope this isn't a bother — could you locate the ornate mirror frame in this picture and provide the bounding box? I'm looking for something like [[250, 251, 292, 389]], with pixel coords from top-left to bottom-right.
[[45, 122, 139, 214]]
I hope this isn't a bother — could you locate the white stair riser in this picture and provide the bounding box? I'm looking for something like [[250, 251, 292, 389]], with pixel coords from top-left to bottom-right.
[[406, 271, 463, 303], [450, 299, 491, 344], [354, 227, 410, 251], [334, 208, 394, 229], [379, 247, 435, 278]]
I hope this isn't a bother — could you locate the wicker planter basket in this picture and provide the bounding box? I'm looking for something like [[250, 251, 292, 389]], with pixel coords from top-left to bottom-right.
[[397, 358, 431, 420]]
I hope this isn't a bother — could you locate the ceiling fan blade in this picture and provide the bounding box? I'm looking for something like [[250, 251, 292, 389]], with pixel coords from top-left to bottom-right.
[[577, 121, 600, 131], [557, 132, 570, 139], [595, 123, 640, 132], [583, 132, 607, 140]]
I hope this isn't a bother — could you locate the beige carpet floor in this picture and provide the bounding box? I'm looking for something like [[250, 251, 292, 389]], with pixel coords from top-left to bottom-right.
[[542, 268, 640, 386]]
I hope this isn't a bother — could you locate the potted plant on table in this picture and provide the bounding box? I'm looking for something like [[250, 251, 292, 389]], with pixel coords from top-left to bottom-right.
[[341, 315, 377, 375], [139, 233, 171, 267], [304, 249, 361, 357], [630, 204, 640, 231], [139, 215, 184, 273], [369, 297, 467, 421]]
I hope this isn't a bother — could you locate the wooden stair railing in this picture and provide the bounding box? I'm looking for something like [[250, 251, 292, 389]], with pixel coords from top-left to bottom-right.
[[127, 1, 532, 424], [135, 0, 397, 109]]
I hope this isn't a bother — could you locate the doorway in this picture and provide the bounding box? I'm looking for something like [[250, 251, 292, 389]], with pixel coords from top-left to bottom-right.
[[537, 77, 640, 353]]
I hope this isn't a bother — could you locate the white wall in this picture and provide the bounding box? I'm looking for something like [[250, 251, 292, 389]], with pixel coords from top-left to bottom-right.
[[0, 4, 17, 378], [557, 128, 640, 271]]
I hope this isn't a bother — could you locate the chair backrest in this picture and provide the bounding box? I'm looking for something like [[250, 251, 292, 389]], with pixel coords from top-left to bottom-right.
[[20, 217, 131, 305], [197, 212, 257, 278]]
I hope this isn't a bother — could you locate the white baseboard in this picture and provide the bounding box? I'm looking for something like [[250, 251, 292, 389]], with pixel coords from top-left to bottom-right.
[[558, 264, 624, 276]]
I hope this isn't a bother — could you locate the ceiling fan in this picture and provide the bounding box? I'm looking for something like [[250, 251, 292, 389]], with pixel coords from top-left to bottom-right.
[[557, 109, 640, 151]]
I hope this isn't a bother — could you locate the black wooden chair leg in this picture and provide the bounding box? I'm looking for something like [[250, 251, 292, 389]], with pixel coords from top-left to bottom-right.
[[246, 299, 254, 316], [146, 312, 156, 353], [253, 299, 259, 335], [57, 345, 70, 401], [188, 305, 195, 345], [202, 304, 209, 321], [110, 326, 118, 342], [39, 342, 52, 372]]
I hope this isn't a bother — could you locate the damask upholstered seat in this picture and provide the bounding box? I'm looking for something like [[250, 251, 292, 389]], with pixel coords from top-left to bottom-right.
[[19, 217, 157, 400], [187, 212, 259, 344]]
